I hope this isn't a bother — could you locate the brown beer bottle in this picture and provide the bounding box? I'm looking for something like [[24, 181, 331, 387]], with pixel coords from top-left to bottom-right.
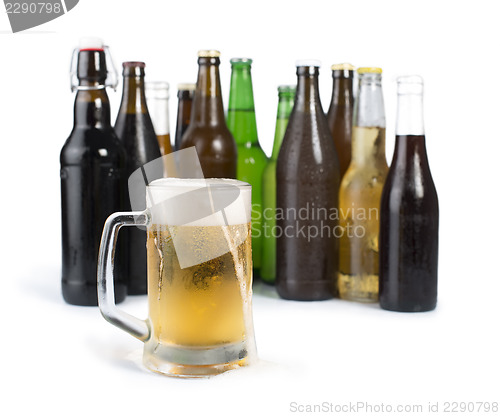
[[379, 76, 439, 312], [114, 61, 162, 295], [174, 83, 195, 151], [180, 50, 237, 178], [326, 63, 355, 178], [61, 38, 126, 306], [276, 60, 340, 300]]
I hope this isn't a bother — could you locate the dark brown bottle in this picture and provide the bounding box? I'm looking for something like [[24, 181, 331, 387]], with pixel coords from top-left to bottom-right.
[[379, 76, 439, 312], [114, 61, 162, 295], [276, 61, 340, 300], [174, 83, 195, 151], [326, 63, 355, 179], [180, 50, 237, 178], [61, 40, 127, 306]]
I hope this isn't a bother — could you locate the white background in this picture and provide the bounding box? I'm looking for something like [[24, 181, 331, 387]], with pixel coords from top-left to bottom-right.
[[1, 1, 499, 415]]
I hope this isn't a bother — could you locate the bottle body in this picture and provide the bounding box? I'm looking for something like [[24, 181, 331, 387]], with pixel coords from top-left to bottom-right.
[[227, 58, 268, 276], [276, 64, 340, 300], [174, 84, 195, 151], [379, 76, 439, 312], [114, 62, 163, 295], [61, 120, 127, 306], [61, 46, 126, 305], [145, 81, 172, 156], [260, 85, 295, 284], [180, 51, 237, 179], [338, 68, 388, 302], [326, 64, 354, 179]]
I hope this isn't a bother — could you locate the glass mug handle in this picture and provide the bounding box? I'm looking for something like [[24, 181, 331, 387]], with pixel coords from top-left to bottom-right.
[[97, 211, 150, 341]]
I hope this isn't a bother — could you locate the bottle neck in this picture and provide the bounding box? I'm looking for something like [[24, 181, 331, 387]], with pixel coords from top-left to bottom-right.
[[294, 67, 323, 114], [147, 96, 169, 135], [353, 73, 385, 128], [396, 90, 425, 136], [191, 58, 226, 126], [227, 63, 258, 146], [177, 92, 194, 123], [73, 81, 112, 128], [118, 75, 148, 115], [392, 135, 429, 171], [271, 92, 295, 160], [330, 75, 354, 108], [228, 65, 255, 111]]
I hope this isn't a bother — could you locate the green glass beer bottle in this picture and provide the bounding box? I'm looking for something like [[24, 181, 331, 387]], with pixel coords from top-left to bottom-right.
[[260, 85, 296, 284], [227, 58, 268, 276]]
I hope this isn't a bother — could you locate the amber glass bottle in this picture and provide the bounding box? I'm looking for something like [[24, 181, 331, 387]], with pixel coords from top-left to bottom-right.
[[180, 50, 237, 178], [379, 76, 439, 312], [174, 83, 195, 151], [61, 42, 127, 306], [114, 61, 162, 295], [338, 67, 388, 302], [326, 63, 355, 179], [276, 61, 340, 300]]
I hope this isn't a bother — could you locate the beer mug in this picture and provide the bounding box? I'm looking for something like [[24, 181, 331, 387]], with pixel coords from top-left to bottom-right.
[[97, 178, 257, 377]]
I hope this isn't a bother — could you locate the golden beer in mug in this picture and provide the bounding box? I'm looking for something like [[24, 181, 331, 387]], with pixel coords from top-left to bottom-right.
[[98, 178, 256, 377]]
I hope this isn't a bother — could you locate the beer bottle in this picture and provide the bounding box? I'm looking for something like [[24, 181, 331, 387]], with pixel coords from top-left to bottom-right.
[[61, 38, 126, 306], [338, 67, 388, 302], [174, 83, 195, 151], [326, 63, 355, 178], [260, 85, 296, 284], [276, 61, 340, 300], [114, 61, 162, 295], [180, 50, 237, 178], [145, 81, 173, 156], [379, 76, 439, 312], [227, 58, 268, 277]]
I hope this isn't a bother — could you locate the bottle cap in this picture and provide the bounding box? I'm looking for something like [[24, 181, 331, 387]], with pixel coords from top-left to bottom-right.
[[295, 59, 321, 68], [123, 61, 146, 68], [177, 83, 196, 91], [198, 50, 221, 58], [122, 61, 146, 77], [79, 37, 104, 50], [331, 63, 355, 71], [230, 57, 253, 65], [357, 67, 383, 74], [69, 37, 118, 92]]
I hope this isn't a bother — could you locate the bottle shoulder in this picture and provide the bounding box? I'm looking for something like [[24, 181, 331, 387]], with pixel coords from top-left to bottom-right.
[[340, 163, 388, 189], [384, 161, 438, 204], [237, 142, 268, 160], [61, 127, 125, 164], [278, 118, 336, 162], [182, 125, 236, 146]]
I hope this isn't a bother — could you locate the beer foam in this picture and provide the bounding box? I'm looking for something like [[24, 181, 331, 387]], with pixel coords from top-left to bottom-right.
[[147, 178, 252, 226]]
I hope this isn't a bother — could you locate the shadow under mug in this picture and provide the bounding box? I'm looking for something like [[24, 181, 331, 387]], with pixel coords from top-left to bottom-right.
[[97, 178, 257, 377]]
